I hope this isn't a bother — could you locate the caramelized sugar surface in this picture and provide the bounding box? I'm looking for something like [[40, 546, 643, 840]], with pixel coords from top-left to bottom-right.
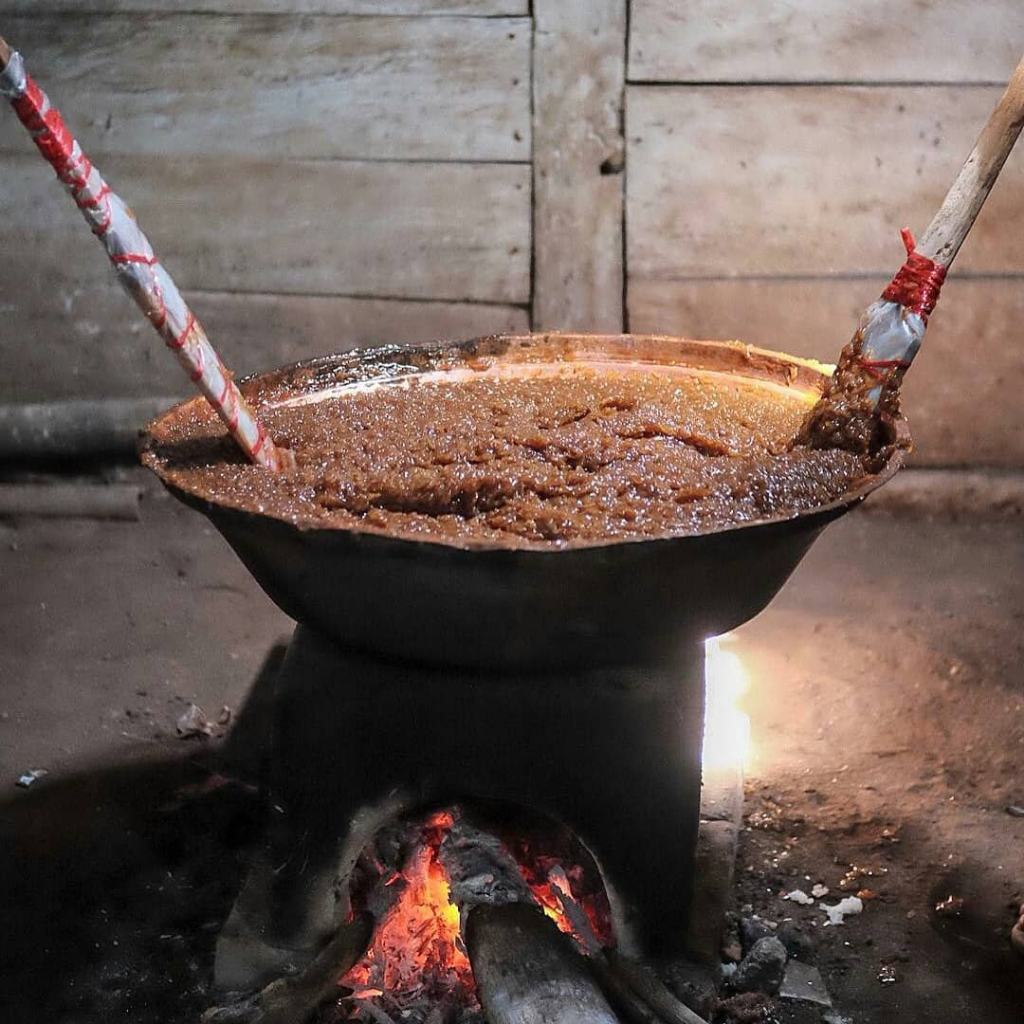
[[145, 366, 875, 548]]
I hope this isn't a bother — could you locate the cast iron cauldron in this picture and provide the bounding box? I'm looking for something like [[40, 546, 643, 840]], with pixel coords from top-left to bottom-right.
[[142, 333, 907, 672]]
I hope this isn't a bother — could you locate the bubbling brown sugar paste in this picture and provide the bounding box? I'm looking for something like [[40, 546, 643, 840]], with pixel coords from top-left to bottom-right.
[[144, 364, 889, 548]]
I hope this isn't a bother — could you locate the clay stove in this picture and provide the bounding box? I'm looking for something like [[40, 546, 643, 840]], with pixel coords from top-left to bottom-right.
[[143, 333, 904, 992]]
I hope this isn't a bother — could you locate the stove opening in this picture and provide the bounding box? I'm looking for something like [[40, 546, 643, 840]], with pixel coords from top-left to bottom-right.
[[337, 803, 613, 1021], [702, 633, 753, 773]]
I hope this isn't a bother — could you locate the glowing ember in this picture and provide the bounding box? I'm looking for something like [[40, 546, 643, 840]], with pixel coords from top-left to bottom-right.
[[342, 812, 474, 1009], [509, 847, 613, 951], [339, 810, 611, 1019]]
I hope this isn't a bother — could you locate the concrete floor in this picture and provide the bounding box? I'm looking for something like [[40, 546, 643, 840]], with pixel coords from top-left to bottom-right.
[[733, 502, 1024, 1022], [0, 472, 1022, 1021], [0, 479, 293, 782]]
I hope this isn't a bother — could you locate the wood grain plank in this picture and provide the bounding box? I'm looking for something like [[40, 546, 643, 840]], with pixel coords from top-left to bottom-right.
[[627, 86, 1024, 280], [628, 276, 1024, 467], [532, 0, 626, 332], [3, 2, 526, 12], [0, 282, 529, 403], [629, 0, 1024, 83], [0, 13, 530, 161], [0, 153, 530, 303]]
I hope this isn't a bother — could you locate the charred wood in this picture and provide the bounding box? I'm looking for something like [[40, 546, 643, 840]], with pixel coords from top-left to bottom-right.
[[438, 813, 535, 910]]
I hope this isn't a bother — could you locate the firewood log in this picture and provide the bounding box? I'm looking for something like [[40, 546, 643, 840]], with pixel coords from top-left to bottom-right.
[[466, 902, 621, 1024], [438, 811, 622, 1024], [602, 950, 708, 1024]]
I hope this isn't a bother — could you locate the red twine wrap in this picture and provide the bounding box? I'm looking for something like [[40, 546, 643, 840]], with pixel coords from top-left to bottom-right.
[[12, 78, 81, 178], [880, 227, 947, 324], [856, 357, 906, 380]]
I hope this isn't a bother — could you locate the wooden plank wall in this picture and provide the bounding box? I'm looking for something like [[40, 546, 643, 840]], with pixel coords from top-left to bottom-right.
[[0, 4, 532, 402], [532, 0, 626, 332], [626, 0, 1024, 466], [3, 2, 1023, 469], [2, 1, 528, 11]]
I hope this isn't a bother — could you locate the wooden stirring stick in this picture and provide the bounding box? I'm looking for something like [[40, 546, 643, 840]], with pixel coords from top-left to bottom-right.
[[0, 36, 292, 472], [917, 54, 1024, 267], [797, 53, 1024, 451]]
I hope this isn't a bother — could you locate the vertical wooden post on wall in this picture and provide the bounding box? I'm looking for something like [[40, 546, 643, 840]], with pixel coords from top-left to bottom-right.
[[532, 0, 627, 333]]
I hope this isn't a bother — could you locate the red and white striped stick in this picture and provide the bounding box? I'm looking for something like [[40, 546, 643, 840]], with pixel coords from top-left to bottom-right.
[[0, 36, 290, 472]]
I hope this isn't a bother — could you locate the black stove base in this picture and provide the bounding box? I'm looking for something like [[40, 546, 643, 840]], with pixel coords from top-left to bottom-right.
[[216, 624, 706, 989]]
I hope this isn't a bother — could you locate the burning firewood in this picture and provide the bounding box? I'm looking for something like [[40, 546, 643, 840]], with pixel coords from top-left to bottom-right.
[[440, 812, 711, 1024], [436, 811, 715, 1024], [445, 815, 712, 1024], [208, 809, 710, 1024], [436, 811, 620, 1024], [466, 902, 621, 1024]]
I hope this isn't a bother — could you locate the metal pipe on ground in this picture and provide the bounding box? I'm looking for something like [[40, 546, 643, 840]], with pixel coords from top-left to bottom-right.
[[0, 483, 142, 521], [0, 397, 180, 461]]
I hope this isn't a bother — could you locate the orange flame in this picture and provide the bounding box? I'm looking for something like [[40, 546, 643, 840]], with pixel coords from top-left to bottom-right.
[[340, 811, 610, 1016], [342, 813, 473, 1006]]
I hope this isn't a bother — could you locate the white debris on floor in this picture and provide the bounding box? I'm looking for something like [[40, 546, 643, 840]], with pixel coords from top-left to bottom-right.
[[821, 896, 864, 926], [782, 889, 815, 905], [15, 768, 47, 789], [176, 703, 213, 739]]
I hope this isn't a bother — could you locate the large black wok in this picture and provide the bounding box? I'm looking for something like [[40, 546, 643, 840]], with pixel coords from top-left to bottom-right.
[[142, 332, 906, 672]]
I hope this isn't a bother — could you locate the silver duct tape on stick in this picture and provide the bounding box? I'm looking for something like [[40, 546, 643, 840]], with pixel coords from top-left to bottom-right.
[[0, 40, 289, 472], [0, 46, 26, 94], [856, 228, 942, 403], [857, 301, 925, 405]]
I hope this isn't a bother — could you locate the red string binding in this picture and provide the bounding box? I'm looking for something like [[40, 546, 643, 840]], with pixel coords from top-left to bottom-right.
[[167, 312, 195, 352], [110, 252, 159, 266], [12, 78, 76, 173], [880, 227, 947, 323], [857, 357, 908, 381]]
